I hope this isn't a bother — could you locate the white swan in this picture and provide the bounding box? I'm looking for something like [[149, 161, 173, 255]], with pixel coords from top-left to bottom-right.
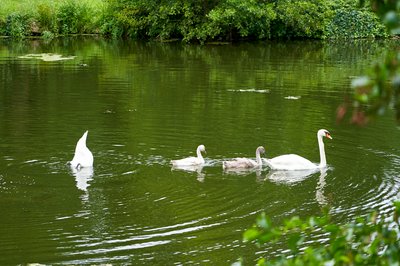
[[171, 145, 206, 166], [69, 130, 93, 168], [223, 146, 265, 169], [264, 129, 332, 170]]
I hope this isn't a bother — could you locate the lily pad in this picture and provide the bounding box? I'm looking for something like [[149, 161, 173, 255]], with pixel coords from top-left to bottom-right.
[[18, 53, 76, 62]]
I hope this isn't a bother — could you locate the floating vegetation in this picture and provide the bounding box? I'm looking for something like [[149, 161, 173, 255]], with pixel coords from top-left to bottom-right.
[[284, 95, 301, 100], [18, 53, 76, 62], [228, 89, 270, 94]]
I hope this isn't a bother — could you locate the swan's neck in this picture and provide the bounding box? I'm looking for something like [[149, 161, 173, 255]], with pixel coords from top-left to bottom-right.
[[256, 150, 262, 165], [196, 148, 203, 160], [318, 134, 326, 167]]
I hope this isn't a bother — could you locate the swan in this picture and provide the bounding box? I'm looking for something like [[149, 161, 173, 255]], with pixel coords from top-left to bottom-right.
[[223, 146, 265, 169], [264, 129, 332, 170], [69, 130, 93, 168], [171, 145, 206, 166]]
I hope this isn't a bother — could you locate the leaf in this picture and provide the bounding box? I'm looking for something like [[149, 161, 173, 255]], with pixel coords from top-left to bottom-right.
[[287, 233, 303, 253], [243, 228, 260, 242]]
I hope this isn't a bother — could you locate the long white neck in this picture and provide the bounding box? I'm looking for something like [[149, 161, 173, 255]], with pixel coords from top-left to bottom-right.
[[318, 134, 326, 167], [196, 148, 204, 160], [256, 149, 262, 165]]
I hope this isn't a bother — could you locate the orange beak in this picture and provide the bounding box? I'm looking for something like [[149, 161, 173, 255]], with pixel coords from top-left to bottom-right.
[[326, 133, 332, 139]]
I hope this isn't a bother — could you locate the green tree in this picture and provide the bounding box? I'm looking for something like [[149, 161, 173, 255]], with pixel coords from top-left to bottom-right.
[[273, 0, 333, 39], [101, 0, 385, 42]]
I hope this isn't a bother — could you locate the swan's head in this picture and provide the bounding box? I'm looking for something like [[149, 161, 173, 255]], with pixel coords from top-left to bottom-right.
[[257, 146, 266, 154], [318, 129, 332, 140], [198, 144, 206, 153]]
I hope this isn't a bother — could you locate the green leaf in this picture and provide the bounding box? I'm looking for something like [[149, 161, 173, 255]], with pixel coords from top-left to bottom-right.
[[243, 228, 260, 242]]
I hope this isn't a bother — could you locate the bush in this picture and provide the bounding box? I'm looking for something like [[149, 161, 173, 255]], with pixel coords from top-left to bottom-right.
[[36, 3, 57, 33], [5, 13, 30, 38], [206, 0, 276, 41], [57, 1, 91, 34], [100, 0, 152, 38], [241, 201, 400, 265], [325, 8, 387, 38], [273, 0, 334, 39]]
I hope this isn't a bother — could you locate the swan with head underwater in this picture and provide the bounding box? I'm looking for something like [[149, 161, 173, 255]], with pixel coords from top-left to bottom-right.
[[171, 144, 206, 167], [264, 129, 332, 170], [223, 146, 265, 169], [69, 130, 93, 169]]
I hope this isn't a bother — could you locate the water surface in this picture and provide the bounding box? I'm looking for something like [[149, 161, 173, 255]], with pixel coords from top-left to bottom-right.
[[0, 38, 399, 265]]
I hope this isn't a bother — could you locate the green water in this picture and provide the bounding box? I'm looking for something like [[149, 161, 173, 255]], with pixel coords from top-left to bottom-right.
[[0, 38, 399, 265]]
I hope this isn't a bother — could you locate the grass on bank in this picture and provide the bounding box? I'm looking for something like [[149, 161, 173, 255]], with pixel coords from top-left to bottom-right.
[[0, 0, 106, 38]]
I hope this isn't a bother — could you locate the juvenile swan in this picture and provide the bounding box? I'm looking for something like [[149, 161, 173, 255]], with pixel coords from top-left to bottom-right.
[[69, 130, 93, 168], [223, 146, 265, 169], [171, 145, 206, 166], [264, 129, 332, 170]]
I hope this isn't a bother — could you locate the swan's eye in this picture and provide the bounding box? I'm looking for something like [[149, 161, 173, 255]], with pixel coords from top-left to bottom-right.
[[325, 132, 332, 139]]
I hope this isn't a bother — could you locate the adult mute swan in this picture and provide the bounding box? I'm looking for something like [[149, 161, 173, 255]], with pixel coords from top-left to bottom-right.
[[171, 145, 206, 166], [223, 146, 265, 169], [69, 130, 93, 168], [264, 129, 332, 170]]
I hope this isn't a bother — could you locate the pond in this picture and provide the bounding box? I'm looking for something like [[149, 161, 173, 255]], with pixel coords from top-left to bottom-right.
[[0, 37, 399, 265]]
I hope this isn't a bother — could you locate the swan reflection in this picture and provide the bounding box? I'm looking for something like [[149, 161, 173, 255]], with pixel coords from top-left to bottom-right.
[[223, 166, 263, 178], [171, 165, 205, 182], [266, 168, 320, 184], [265, 167, 329, 206], [70, 166, 94, 192], [316, 168, 328, 206]]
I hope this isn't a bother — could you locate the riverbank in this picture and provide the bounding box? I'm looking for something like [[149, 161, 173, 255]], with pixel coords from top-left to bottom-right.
[[0, 0, 388, 42]]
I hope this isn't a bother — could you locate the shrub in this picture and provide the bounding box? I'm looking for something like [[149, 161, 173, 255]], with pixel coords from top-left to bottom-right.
[[36, 3, 57, 33], [0, 18, 6, 36], [325, 8, 387, 38], [241, 201, 400, 265], [206, 0, 276, 41], [5, 12, 30, 38], [42, 30, 55, 40], [57, 1, 91, 34], [101, 0, 152, 38], [273, 0, 334, 39]]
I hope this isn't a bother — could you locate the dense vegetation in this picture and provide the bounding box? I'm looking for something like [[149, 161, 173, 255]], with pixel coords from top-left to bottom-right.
[[241, 201, 400, 265], [0, 0, 388, 42]]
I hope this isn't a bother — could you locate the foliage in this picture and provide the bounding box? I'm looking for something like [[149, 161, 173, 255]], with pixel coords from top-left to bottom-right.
[[57, 1, 92, 34], [42, 30, 55, 40], [273, 0, 333, 39], [325, 8, 387, 39], [0, 0, 391, 41], [36, 3, 57, 33], [337, 0, 400, 124], [0, 0, 104, 38], [241, 201, 400, 265], [101, 0, 386, 42], [206, 0, 276, 41], [5, 13, 31, 38]]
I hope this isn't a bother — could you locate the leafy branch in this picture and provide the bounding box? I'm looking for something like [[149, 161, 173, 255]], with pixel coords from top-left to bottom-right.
[[241, 201, 400, 265]]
